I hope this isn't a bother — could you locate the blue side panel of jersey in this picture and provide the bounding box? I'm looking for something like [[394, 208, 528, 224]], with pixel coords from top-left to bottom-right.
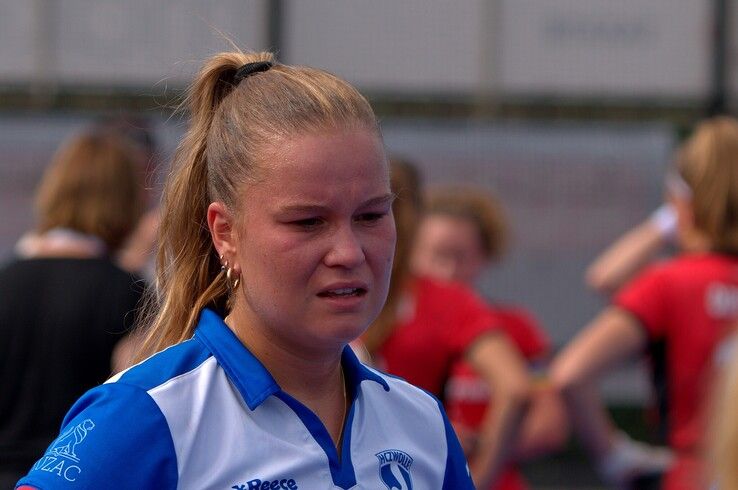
[[438, 398, 475, 490], [117, 337, 211, 391], [16, 383, 178, 490]]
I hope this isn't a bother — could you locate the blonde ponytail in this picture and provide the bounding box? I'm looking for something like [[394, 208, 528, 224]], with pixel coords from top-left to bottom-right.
[[136, 52, 274, 361]]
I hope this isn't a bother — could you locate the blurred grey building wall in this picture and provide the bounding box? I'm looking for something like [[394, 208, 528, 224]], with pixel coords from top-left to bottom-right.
[[0, 1, 268, 87], [0, 1, 726, 104]]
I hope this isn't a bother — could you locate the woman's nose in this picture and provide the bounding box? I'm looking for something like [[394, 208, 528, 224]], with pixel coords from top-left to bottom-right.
[[323, 225, 366, 268]]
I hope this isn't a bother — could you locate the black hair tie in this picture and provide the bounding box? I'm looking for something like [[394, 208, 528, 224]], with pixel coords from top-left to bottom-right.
[[234, 61, 273, 82]]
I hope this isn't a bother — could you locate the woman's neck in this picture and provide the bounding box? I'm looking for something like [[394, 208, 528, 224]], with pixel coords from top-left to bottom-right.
[[225, 308, 343, 398], [225, 309, 348, 448], [681, 231, 711, 254], [16, 228, 108, 259]]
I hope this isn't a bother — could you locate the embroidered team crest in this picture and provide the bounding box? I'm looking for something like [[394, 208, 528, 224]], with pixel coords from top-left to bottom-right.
[[376, 449, 413, 490], [31, 419, 96, 483], [49, 419, 95, 462]]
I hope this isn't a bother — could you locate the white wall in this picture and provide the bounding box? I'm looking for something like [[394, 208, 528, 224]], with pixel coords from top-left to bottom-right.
[[284, 0, 487, 93], [0, 0, 269, 86], [728, 0, 738, 106], [497, 0, 711, 98], [0, 0, 727, 103], [0, 2, 36, 82]]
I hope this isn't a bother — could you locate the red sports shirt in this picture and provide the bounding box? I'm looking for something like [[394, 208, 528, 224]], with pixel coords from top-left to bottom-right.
[[374, 276, 500, 397], [615, 253, 738, 489]]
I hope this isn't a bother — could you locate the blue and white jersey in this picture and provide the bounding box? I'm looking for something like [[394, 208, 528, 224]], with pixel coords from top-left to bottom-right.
[[17, 309, 473, 490]]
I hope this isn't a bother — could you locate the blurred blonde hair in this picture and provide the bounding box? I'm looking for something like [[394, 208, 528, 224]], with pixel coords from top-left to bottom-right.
[[425, 185, 508, 262], [363, 157, 421, 354], [35, 130, 143, 252], [676, 116, 738, 254], [136, 51, 381, 360]]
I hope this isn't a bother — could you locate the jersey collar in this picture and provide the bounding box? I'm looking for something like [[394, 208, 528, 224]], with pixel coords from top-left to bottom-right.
[[194, 308, 388, 410], [341, 343, 390, 394]]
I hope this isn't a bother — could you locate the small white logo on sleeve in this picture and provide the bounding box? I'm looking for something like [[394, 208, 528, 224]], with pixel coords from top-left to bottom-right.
[[376, 449, 414, 490], [706, 283, 738, 318], [33, 419, 95, 482]]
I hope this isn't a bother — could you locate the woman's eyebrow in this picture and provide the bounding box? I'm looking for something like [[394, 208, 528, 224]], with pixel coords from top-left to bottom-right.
[[278, 193, 395, 213], [360, 193, 395, 208]]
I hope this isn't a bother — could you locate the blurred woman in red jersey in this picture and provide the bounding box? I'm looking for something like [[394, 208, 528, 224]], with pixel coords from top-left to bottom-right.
[[553, 117, 738, 490], [412, 186, 569, 490], [363, 159, 532, 489]]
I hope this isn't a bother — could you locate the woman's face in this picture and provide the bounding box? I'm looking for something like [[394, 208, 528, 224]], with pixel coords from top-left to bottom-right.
[[411, 213, 487, 286], [223, 129, 396, 355]]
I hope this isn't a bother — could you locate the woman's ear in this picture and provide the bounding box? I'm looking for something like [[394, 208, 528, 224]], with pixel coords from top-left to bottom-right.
[[207, 202, 236, 259], [670, 194, 709, 252], [669, 193, 693, 229]]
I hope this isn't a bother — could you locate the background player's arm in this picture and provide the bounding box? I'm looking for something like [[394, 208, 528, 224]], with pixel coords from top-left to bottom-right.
[[585, 205, 675, 295], [465, 331, 531, 489], [512, 376, 570, 460], [550, 307, 673, 485], [550, 308, 646, 457]]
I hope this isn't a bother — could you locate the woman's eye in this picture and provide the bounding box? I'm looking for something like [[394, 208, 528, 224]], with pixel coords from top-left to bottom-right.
[[356, 212, 386, 224], [291, 217, 324, 229]]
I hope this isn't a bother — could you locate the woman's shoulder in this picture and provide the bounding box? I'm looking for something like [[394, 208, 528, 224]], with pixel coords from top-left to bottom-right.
[[414, 275, 473, 297], [70, 335, 215, 437], [363, 364, 445, 417], [16, 381, 179, 489], [413, 276, 489, 313], [635, 253, 738, 282], [111, 336, 214, 393], [16, 339, 216, 489], [0, 256, 140, 285]]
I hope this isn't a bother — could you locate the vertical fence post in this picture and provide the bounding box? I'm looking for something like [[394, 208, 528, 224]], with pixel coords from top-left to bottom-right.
[[268, 0, 284, 60], [708, 0, 729, 115], [31, 0, 56, 108]]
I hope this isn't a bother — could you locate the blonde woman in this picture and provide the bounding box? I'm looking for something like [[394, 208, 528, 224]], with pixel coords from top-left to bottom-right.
[[17, 53, 473, 489], [552, 117, 738, 490]]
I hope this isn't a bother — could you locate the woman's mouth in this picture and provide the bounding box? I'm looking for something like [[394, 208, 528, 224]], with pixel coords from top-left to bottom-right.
[[318, 287, 367, 298]]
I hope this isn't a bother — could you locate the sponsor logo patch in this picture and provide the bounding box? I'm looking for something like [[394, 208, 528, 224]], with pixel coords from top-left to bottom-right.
[[232, 477, 298, 490], [376, 449, 413, 490]]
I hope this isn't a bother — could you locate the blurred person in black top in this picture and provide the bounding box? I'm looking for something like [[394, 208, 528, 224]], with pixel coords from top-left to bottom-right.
[[0, 129, 145, 486]]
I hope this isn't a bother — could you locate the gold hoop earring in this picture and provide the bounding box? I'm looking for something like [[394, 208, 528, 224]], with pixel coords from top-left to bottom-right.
[[226, 266, 240, 291], [220, 254, 240, 291]]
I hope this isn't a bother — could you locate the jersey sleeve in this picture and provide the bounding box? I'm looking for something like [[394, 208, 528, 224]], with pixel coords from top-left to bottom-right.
[[443, 283, 502, 356], [614, 264, 670, 339], [16, 383, 178, 490], [437, 398, 475, 490]]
